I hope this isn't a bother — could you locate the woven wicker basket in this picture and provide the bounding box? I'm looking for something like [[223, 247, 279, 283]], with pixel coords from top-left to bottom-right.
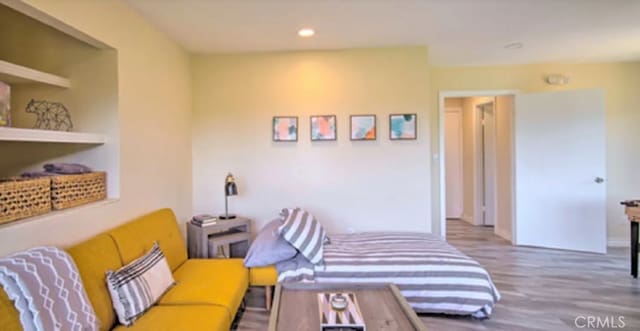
[[51, 172, 106, 210], [0, 177, 52, 225]]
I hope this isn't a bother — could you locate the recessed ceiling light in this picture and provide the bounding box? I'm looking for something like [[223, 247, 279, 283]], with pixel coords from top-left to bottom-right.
[[298, 28, 315, 38], [504, 42, 523, 50]]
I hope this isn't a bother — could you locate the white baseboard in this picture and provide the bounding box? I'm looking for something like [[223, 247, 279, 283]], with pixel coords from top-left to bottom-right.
[[607, 238, 629, 248]]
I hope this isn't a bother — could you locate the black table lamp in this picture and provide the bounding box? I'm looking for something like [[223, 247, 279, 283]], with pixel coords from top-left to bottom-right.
[[220, 173, 238, 219]]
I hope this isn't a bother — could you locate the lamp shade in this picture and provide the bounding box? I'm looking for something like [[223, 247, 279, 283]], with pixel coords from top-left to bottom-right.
[[225, 173, 238, 196]]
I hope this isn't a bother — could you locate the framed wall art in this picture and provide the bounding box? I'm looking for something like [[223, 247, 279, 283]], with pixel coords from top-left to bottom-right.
[[273, 116, 298, 141], [389, 114, 417, 140], [350, 115, 376, 141], [310, 115, 337, 141]]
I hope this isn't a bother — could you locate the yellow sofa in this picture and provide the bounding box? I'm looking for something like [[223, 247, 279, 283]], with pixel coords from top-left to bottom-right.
[[248, 266, 278, 310], [0, 208, 248, 331]]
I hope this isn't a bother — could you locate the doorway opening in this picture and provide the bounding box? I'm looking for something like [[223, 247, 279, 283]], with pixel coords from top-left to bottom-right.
[[440, 89, 607, 254], [440, 91, 516, 243]]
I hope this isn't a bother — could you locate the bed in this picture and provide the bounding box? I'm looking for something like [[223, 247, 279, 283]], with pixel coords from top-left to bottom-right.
[[276, 232, 500, 319]]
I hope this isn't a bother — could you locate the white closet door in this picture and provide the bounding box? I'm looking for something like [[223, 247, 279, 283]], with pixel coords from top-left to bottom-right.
[[514, 89, 606, 253]]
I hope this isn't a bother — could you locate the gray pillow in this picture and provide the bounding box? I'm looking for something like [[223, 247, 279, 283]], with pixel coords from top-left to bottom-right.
[[243, 219, 298, 267]]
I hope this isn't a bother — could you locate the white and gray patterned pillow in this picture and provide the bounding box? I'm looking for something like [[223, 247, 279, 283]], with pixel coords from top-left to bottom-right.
[[277, 208, 327, 265], [0, 246, 99, 331], [106, 242, 175, 326]]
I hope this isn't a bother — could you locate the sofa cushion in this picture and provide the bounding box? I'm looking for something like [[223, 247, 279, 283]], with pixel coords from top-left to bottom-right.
[[108, 209, 187, 272], [112, 305, 230, 331], [158, 259, 248, 320], [249, 265, 278, 286], [67, 233, 123, 331], [0, 289, 21, 331]]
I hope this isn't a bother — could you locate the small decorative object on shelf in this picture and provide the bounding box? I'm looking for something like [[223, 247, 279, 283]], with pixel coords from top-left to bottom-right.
[[25, 99, 73, 131], [219, 173, 238, 220], [0, 81, 10, 127], [318, 292, 365, 331]]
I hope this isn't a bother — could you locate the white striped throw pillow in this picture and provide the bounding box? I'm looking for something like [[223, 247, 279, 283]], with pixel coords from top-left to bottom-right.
[[278, 208, 327, 265], [106, 242, 175, 326]]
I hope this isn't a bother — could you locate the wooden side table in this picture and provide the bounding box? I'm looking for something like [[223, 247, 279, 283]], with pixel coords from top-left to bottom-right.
[[187, 217, 251, 258]]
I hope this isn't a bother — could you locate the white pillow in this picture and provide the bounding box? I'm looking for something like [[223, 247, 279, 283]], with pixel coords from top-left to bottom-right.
[[106, 242, 175, 326], [278, 208, 327, 264]]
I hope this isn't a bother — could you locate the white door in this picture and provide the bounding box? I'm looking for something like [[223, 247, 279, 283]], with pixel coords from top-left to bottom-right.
[[480, 103, 496, 226], [445, 109, 463, 218], [514, 89, 606, 253]]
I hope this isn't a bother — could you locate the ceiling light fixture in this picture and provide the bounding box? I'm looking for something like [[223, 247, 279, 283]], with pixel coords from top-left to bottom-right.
[[298, 28, 315, 38], [504, 42, 523, 50]]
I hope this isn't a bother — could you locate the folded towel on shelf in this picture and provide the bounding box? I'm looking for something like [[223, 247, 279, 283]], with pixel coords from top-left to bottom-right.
[[43, 163, 92, 174], [21, 171, 56, 178]]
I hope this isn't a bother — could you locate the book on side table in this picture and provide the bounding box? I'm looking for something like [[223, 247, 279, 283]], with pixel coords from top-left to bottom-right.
[[191, 214, 218, 226]]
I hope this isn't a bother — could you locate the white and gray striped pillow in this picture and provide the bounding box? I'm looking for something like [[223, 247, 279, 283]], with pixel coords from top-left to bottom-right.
[[277, 208, 327, 265], [106, 242, 175, 326]]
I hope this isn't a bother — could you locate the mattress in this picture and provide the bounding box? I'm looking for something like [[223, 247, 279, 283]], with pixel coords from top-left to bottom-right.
[[277, 232, 500, 318]]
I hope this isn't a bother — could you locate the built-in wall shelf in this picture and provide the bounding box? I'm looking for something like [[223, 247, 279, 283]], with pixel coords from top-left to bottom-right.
[[0, 199, 119, 230], [0, 127, 106, 144], [0, 59, 71, 88]]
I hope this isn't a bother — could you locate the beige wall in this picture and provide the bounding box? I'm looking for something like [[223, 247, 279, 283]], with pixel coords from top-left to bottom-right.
[[0, 0, 193, 256], [192, 47, 431, 233], [431, 62, 640, 243]]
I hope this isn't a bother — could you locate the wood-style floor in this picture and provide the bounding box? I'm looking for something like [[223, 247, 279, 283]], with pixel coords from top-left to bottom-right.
[[236, 220, 640, 331]]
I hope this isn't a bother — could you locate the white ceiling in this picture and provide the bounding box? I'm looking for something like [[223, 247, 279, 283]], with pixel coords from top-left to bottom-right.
[[125, 0, 640, 66]]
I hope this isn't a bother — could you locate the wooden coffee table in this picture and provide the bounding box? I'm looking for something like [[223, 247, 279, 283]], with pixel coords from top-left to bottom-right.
[[268, 283, 427, 331]]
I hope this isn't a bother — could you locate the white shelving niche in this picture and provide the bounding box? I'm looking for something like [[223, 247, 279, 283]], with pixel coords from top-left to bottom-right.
[[0, 59, 72, 88], [0, 2, 120, 224]]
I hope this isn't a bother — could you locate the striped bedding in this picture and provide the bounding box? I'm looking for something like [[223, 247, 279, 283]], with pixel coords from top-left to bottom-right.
[[278, 232, 500, 318]]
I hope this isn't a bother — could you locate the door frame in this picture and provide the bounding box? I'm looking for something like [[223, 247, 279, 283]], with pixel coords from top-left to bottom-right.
[[444, 107, 464, 219], [438, 90, 519, 242]]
